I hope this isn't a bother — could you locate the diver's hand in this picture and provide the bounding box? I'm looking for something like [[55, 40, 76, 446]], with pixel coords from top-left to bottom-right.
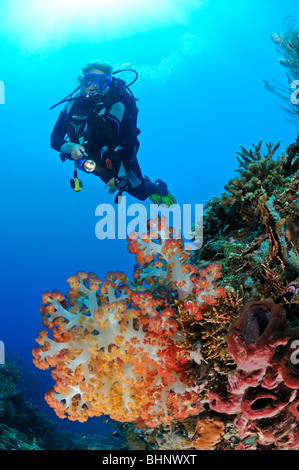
[[70, 144, 86, 160], [104, 177, 118, 194], [105, 177, 128, 194]]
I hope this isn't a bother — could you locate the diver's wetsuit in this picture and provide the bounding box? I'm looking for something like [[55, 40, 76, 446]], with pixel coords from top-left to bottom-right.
[[50, 87, 159, 201]]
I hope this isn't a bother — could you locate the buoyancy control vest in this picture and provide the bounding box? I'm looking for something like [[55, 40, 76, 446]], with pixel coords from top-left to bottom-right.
[[65, 77, 141, 156]]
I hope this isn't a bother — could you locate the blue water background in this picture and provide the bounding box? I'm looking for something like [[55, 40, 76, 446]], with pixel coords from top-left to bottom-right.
[[0, 0, 298, 434]]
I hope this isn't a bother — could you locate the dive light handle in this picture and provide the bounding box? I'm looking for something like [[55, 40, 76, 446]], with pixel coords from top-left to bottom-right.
[[59, 151, 96, 173], [59, 150, 88, 163]]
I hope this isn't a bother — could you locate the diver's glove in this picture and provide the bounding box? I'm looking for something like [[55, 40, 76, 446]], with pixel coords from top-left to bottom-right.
[[60, 142, 86, 160], [104, 176, 128, 194], [104, 176, 129, 204]]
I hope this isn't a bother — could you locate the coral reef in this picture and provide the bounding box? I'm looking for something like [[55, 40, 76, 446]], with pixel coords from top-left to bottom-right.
[[0, 360, 126, 450], [209, 301, 299, 449], [0, 364, 22, 420], [32, 133, 298, 449], [190, 135, 299, 450], [29, 16, 299, 450], [32, 84, 299, 449], [197, 138, 298, 301]]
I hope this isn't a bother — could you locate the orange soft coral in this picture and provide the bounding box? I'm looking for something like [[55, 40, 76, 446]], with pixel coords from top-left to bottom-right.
[[33, 271, 201, 426], [33, 217, 226, 427], [128, 217, 225, 319], [128, 217, 198, 300]]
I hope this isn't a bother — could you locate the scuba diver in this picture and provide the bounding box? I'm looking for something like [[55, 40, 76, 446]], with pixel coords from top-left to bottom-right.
[[50, 60, 176, 206]]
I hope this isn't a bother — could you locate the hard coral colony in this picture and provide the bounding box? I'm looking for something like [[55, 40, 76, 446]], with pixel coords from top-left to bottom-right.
[[33, 22, 299, 450]]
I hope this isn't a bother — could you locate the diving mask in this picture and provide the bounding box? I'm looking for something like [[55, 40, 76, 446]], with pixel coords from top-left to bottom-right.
[[83, 73, 112, 89]]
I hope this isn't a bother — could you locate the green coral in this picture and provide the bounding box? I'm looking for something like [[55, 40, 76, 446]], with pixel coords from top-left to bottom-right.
[[224, 140, 285, 202], [196, 138, 299, 300]]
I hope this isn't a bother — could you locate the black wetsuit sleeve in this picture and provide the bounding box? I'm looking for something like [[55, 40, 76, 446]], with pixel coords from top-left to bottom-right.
[[50, 109, 69, 152]]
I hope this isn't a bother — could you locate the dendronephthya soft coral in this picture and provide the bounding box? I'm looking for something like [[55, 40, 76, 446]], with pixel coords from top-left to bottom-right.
[[33, 271, 201, 426], [33, 218, 225, 427], [128, 217, 225, 320]]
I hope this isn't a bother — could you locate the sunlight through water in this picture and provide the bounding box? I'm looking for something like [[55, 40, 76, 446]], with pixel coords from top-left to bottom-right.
[[2, 0, 208, 54]]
